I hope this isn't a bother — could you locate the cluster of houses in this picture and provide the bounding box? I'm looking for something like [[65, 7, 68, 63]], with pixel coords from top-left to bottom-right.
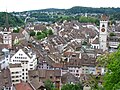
[[0, 15, 120, 90]]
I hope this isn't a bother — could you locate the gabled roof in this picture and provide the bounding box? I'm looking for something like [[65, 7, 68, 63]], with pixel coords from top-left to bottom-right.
[[92, 38, 99, 44], [61, 72, 79, 84]]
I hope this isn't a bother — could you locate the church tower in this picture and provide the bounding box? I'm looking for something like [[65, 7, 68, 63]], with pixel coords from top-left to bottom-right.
[[2, 10, 12, 49], [99, 15, 108, 51]]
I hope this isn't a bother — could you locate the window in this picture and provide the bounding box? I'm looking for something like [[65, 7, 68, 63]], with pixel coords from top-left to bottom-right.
[[16, 80, 19, 82], [12, 76, 15, 78], [76, 74, 79, 76], [50, 76, 53, 79], [12, 72, 14, 74], [12, 80, 15, 82], [30, 64, 33, 66], [102, 24, 105, 27], [76, 70, 79, 72]]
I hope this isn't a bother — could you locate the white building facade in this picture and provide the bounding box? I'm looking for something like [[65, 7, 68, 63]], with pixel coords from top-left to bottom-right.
[[99, 15, 108, 51], [10, 49, 37, 83]]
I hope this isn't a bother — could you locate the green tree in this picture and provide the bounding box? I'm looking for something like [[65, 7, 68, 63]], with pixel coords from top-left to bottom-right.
[[82, 41, 87, 45], [61, 83, 83, 90], [36, 35, 43, 40], [79, 16, 99, 26], [88, 74, 104, 90], [30, 31, 35, 36], [44, 80, 55, 90], [109, 32, 116, 37], [97, 49, 120, 90], [48, 29, 53, 35], [0, 12, 24, 27], [13, 29, 19, 33], [97, 52, 111, 67], [42, 30, 48, 37], [37, 31, 42, 36]]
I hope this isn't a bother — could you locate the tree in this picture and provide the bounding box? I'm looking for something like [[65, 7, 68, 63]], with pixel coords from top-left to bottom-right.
[[97, 52, 111, 67], [0, 12, 24, 27], [87, 74, 104, 90], [13, 29, 19, 33], [79, 16, 99, 26], [97, 49, 120, 90], [82, 41, 87, 45], [37, 31, 42, 36], [30, 31, 35, 36], [61, 83, 83, 90], [42, 30, 48, 37], [44, 80, 55, 90], [109, 32, 116, 37], [48, 29, 53, 35]]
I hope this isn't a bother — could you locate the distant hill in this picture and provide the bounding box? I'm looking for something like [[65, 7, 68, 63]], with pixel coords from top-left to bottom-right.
[[1, 6, 120, 27], [25, 6, 120, 14], [29, 8, 65, 12], [67, 6, 120, 14]]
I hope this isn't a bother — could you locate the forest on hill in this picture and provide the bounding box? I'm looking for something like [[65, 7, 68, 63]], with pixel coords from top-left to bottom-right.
[[0, 12, 24, 27]]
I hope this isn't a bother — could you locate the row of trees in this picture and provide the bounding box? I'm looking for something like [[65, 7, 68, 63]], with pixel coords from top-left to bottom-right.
[[30, 29, 53, 40]]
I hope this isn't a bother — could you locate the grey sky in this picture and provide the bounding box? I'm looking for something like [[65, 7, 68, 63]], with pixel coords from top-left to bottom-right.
[[0, 0, 120, 12]]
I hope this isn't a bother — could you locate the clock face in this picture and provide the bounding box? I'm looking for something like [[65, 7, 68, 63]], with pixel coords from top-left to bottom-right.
[[101, 28, 105, 32]]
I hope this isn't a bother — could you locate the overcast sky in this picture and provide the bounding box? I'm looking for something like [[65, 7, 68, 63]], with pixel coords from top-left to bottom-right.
[[0, 0, 120, 12]]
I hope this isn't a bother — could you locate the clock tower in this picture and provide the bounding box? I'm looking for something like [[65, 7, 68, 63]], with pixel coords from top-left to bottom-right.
[[99, 15, 108, 51]]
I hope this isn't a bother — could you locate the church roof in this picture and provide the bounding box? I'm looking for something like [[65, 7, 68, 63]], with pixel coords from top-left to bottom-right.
[[101, 14, 109, 21]]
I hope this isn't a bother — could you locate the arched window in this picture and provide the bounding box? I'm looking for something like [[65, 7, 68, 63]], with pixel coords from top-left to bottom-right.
[[102, 24, 105, 27]]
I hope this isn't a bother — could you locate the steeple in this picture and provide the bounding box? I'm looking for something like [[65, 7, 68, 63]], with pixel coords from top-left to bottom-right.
[[5, 9, 9, 31]]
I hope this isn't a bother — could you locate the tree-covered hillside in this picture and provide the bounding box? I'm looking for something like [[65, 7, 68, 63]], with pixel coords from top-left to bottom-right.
[[26, 7, 120, 14], [0, 12, 24, 27], [67, 6, 120, 14]]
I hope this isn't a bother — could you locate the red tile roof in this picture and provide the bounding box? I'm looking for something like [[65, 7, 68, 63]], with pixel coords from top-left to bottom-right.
[[15, 82, 33, 90]]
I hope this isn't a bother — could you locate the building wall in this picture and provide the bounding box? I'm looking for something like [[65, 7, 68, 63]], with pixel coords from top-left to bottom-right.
[[91, 44, 100, 49], [3, 32, 12, 48], [68, 67, 82, 78], [82, 66, 96, 75], [10, 67, 22, 85], [10, 49, 37, 82], [99, 20, 108, 51]]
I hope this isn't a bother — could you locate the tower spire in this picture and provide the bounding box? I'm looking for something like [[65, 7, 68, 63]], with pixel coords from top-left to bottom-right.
[[5, 9, 9, 31]]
